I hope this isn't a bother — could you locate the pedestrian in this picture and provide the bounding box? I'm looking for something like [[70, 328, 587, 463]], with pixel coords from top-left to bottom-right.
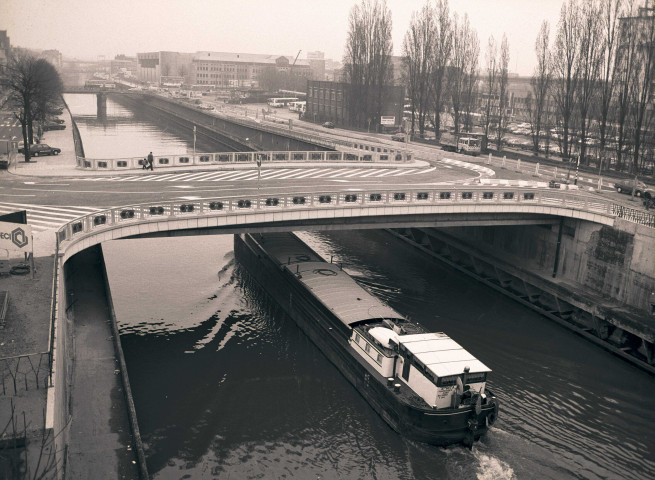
[[142, 158, 147, 170], [147, 151, 154, 171]]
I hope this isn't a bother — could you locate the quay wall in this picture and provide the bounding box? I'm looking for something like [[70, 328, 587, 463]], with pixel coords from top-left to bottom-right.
[[389, 219, 655, 371], [439, 219, 653, 312], [114, 94, 332, 152]]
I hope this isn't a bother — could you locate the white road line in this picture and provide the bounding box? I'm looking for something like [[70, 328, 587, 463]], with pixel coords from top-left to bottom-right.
[[330, 169, 364, 178], [259, 169, 296, 179], [309, 169, 347, 179], [389, 169, 419, 176], [146, 174, 180, 182], [282, 168, 324, 179], [359, 169, 392, 178], [181, 171, 228, 182], [341, 169, 368, 178]]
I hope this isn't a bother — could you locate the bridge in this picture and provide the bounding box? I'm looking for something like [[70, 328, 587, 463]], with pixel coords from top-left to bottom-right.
[[56, 185, 617, 261]]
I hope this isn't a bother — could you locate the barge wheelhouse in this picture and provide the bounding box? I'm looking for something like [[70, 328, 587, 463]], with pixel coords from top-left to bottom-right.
[[234, 232, 499, 447]]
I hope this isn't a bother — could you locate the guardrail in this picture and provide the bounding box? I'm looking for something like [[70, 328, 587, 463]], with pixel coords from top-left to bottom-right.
[[75, 149, 412, 171], [56, 186, 620, 245]]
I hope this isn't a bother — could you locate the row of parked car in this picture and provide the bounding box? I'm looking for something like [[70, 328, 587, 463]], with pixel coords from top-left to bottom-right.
[[17, 110, 65, 156]]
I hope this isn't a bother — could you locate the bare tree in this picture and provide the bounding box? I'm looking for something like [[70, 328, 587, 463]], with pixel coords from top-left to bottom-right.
[[624, 1, 654, 175], [528, 21, 552, 154], [402, 2, 434, 136], [482, 36, 498, 143], [0, 54, 63, 162], [430, 0, 452, 140], [447, 13, 479, 135], [575, 0, 604, 165], [552, 0, 582, 161], [343, 0, 393, 131], [595, 0, 623, 175], [495, 34, 510, 151], [462, 32, 480, 133]]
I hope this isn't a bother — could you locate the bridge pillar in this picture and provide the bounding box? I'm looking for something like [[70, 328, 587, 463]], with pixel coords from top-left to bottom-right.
[[96, 92, 107, 119]]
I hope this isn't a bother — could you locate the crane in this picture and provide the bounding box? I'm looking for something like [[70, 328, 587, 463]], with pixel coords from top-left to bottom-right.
[[292, 50, 301, 67]]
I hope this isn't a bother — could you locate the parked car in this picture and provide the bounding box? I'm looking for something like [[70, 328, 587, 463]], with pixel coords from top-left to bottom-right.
[[614, 179, 654, 198], [391, 133, 405, 142], [17, 143, 61, 156], [51, 118, 65, 124], [322, 121, 335, 129], [42, 123, 66, 131]]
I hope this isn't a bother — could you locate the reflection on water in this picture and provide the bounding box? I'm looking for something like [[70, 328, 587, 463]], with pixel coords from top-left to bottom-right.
[[103, 232, 655, 480], [63, 93, 221, 158]]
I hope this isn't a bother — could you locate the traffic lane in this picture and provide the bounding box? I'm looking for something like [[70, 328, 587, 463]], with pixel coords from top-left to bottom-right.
[[0, 162, 479, 207]]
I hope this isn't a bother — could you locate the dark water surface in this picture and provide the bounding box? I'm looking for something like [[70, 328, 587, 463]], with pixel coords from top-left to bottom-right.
[[103, 231, 655, 480], [63, 93, 221, 158]]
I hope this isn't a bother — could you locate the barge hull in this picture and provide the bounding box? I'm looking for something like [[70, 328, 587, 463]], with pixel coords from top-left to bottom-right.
[[234, 233, 495, 446]]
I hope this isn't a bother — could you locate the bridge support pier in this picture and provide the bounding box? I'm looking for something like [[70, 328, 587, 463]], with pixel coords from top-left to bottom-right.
[[97, 93, 107, 119]]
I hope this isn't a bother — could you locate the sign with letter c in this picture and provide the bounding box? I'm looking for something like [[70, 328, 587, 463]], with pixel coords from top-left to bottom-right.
[[0, 222, 32, 252]]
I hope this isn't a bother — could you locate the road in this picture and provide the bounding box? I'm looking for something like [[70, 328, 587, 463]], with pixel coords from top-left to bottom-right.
[[0, 95, 649, 234]]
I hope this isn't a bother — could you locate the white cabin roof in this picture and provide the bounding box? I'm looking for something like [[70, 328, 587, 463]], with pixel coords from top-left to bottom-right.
[[368, 327, 400, 348], [399, 332, 491, 378]]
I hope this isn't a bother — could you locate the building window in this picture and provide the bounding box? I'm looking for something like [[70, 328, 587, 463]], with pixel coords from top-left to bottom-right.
[[376, 353, 383, 363], [355, 333, 361, 344], [365, 343, 371, 353]]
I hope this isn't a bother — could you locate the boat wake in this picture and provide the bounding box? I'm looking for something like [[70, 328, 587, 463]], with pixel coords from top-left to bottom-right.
[[474, 451, 515, 480]]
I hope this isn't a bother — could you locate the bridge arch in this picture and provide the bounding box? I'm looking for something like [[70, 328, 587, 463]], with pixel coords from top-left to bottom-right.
[[56, 186, 617, 263]]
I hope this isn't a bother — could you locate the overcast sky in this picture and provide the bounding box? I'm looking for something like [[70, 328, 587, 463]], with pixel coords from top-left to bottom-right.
[[3, 0, 564, 76]]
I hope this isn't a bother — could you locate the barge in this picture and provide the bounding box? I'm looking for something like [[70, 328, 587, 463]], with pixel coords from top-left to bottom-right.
[[234, 232, 499, 447]]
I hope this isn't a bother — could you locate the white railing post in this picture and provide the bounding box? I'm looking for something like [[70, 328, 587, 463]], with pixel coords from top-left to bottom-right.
[[502, 156, 506, 168], [535, 163, 540, 177]]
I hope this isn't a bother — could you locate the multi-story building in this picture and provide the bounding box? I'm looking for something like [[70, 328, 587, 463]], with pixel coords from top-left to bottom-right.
[[136, 51, 194, 85], [189, 51, 311, 88], [110, 54, 137, 78], [0, 31, 11, 66], [306, 51, 326, 80], [40, 49, 62, 69], [306, 80, 404, 131]]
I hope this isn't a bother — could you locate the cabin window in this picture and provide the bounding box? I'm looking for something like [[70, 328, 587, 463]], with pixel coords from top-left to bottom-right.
[[376, 353, 383, 363], [365, 343, 371, 353], [355, 333, 361, 344], [465, 373, 487, 383], [438, 375, 460, 387]]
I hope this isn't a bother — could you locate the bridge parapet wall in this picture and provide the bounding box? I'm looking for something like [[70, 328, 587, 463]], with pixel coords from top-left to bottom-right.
[[55, 186, 617, 258], [74, 148, 412, 171]]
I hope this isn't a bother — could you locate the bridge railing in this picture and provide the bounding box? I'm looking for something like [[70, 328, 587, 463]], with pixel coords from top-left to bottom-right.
[[75, 149, 412, 171], [56, 186, 623, 245]]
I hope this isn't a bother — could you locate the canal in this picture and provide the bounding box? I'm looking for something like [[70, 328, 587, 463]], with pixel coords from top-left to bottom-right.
[[63, 93, 226, 158], [68, 95, 655, 479]]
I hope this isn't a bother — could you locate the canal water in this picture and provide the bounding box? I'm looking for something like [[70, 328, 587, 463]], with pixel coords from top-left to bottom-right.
[[103, 231, 655, 480], [63, 93, 223, 158]]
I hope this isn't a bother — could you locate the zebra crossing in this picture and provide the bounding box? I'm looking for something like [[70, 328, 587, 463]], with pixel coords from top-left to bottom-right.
[[73, 166, 437, 183], [0, 202, 104, 232]]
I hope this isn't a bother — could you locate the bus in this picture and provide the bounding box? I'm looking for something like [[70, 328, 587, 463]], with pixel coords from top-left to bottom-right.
[[268, 97, 298, 108], [288, 101, 306, 113]]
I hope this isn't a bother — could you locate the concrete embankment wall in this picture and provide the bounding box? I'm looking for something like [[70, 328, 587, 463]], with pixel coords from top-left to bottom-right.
[[390, 218, 655, 371], [117, 94, 330, 152], [51, 246, 143, 479], [439, 219, 653, 312]]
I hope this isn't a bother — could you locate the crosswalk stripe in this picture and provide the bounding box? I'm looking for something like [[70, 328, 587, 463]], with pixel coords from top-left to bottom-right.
[[359, 169, 391, 178], [71, 167, 435, 183]]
